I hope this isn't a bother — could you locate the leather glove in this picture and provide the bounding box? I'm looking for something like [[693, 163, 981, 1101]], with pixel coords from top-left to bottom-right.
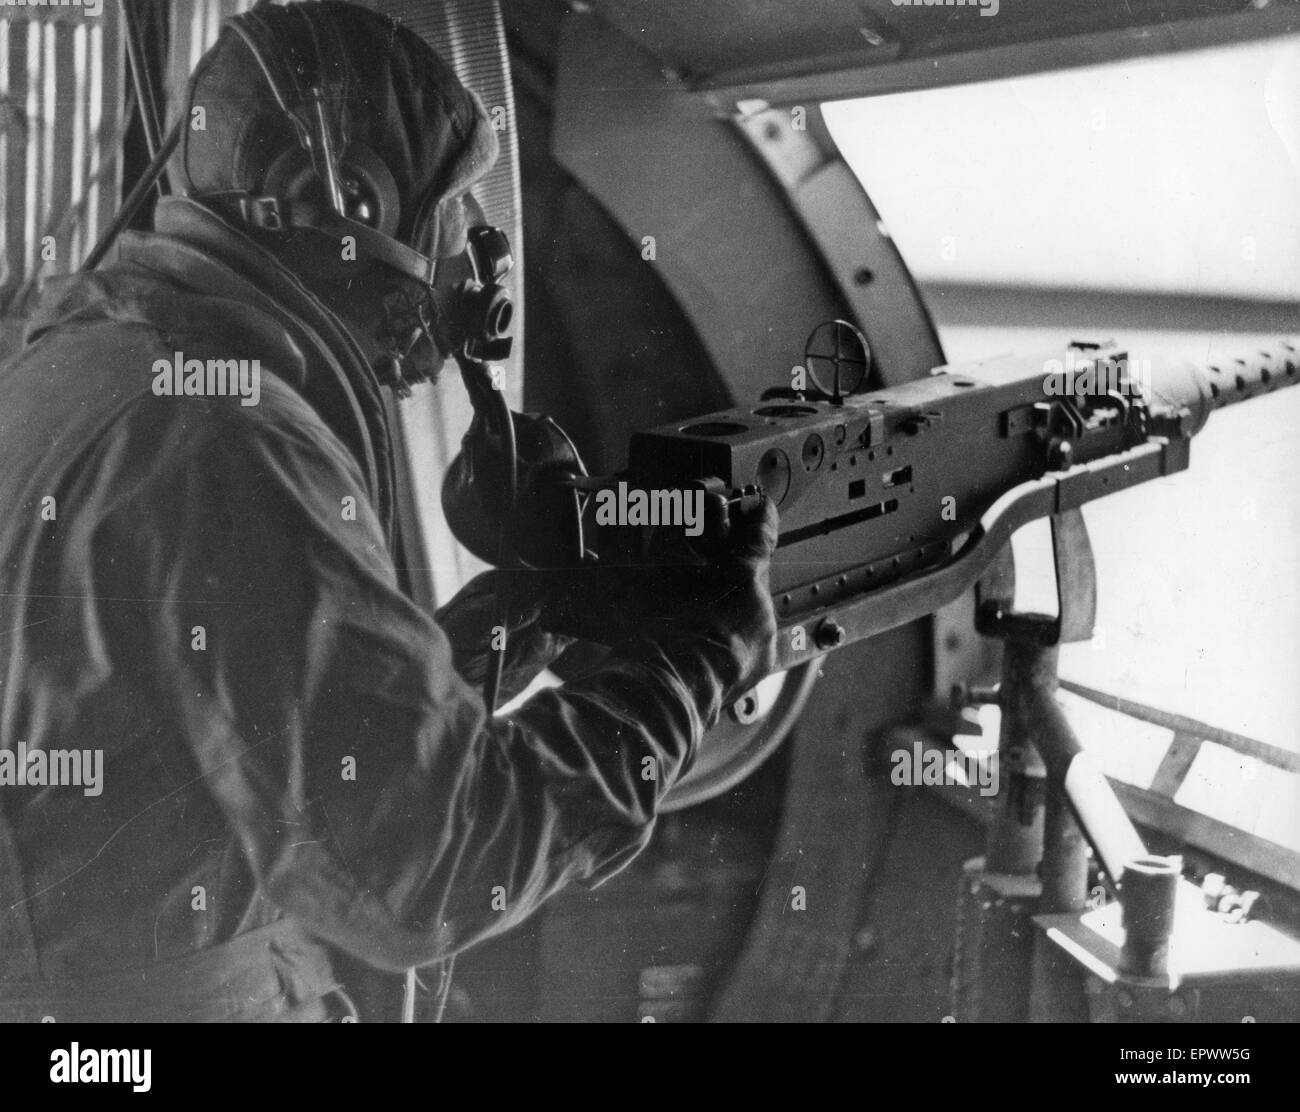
[[442, 409, 585, 571], [435, 570, 575, 705], [544, 493, 779, 705]]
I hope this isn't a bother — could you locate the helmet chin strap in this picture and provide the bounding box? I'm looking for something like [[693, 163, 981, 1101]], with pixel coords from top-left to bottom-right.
[[315, 210, 439, 286], [203, 191, 441, 287]]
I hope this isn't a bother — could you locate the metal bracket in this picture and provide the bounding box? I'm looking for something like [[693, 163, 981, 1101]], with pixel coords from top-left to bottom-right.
[[975, 507, 1097, 647]]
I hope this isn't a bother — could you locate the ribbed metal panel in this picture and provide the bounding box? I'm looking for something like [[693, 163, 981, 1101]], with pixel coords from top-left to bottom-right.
[[0, 7, 121, 318]]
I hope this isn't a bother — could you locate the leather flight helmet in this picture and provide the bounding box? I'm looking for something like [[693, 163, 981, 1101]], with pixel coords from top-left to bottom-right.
[[173, 0, 500, 286]]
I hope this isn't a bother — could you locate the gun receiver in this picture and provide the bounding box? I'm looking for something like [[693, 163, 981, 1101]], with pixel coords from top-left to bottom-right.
[[592, 337, 1299, 670]]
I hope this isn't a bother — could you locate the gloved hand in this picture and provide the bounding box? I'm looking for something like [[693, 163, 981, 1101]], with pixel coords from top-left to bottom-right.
[[544, 493, 780, 705], [442, 409, 586, 571], [434, 570, 574, 705]]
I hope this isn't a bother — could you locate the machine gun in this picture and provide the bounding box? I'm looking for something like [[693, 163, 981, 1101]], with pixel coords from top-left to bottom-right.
[[545, 328, 1300, 998], [548, 327, 1298, 672], [448, 326, 1298, 827]]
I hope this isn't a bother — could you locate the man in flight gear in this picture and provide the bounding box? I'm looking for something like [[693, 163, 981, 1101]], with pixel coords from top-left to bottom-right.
[[0, 1, 777, 1022]]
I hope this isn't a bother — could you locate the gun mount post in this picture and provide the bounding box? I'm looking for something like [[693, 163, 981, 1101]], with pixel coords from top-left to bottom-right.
[[977, 507, 1151, 895], [954, 505, 1166, 1018]]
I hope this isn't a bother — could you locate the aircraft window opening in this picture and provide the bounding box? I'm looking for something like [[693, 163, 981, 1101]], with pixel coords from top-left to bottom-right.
[[824, 33, 1300, 867]]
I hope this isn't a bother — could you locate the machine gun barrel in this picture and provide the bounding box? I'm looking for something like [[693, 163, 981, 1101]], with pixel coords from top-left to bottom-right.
[[1148, 339, 1298, 434]]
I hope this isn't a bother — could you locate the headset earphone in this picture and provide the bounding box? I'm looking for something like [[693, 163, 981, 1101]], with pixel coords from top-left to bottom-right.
[[204, 5, 514, 372]]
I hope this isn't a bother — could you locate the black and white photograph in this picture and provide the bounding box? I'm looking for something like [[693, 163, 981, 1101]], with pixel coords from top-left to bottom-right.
[[0, 0, 1297, 1076]]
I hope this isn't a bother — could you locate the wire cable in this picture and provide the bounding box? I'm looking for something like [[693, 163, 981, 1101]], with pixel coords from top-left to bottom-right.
[[82, 115, 182, 271]]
